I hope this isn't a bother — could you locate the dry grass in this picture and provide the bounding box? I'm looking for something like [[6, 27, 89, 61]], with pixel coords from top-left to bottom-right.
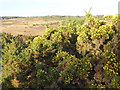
[[0, 18, 62, 36]]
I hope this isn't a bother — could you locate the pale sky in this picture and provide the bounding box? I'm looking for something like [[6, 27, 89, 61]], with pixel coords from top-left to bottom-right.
[[0, 0, 119, 16]]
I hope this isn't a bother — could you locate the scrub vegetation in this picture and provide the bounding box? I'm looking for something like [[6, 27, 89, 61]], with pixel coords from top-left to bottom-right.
[[1, 12, 120, 89]]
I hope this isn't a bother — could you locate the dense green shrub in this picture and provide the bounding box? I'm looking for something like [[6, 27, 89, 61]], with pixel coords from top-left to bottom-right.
[[1, 13, 120, 88]]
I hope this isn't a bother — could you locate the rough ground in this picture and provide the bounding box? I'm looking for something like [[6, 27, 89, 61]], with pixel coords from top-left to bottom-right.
[[0, 18, 62, 36]]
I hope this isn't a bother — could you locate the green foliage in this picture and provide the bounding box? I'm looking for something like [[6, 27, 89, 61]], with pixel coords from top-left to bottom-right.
[[53, 51, 92, 85], [103, 15, 113, 20], [1, 12, 120, 89]]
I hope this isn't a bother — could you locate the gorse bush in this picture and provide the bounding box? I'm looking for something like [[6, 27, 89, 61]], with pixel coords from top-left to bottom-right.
[[1, 13, 120, 89]]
